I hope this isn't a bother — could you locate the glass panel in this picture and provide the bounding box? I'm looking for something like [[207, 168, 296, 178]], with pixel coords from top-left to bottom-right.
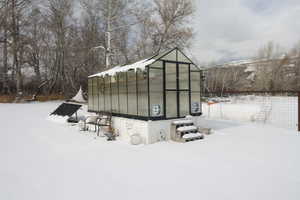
[[111, 76, 119, 113], [191, 92, 201, 113], [179, 64, 189, 90], [161, 50, 176, 61], [150, 61, 163, 68], [104, 76, 111, 112], [149, 68, 163, 117], [191, 72, 201, 92], [127, 71, 137, 115], [180, 92, 189, 117], [98, 77, 105, 112], [88, 78, 93, 110], [137, 70, 148, 116], [166, 91, 177, 118], [177, 50, 191, 63], [165, 62, 177, 89], [92, 77, 98, 111], [118, 73, 127, 114]]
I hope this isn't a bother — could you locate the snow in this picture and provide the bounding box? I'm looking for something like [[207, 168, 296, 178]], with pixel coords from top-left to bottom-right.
[[287, 63, 296, 67], [244, 64, 257, 72], [89, 58, 155, 78], [224, 59, 254, 66], [177, 125, 197, 132], [1, 102, 300, 200], [182, 132, 203, 139], [21, 67, 36, 78], [48, 115, 69, 123], [172, 120, 193, 125], [203, 96, 298, 131], [246, 72, 256, 81], [203, 102, 261, 122]]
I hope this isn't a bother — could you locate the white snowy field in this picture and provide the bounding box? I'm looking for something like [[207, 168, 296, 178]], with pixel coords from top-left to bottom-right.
[[1, 102, 300, 200], [203, 96, 298, 131]]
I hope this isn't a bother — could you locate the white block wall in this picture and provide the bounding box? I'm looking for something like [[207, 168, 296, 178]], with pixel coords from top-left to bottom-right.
[[112, 116, 202, 144]]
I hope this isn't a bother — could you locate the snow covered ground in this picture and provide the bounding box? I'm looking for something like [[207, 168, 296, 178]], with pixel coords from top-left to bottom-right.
[[1, 102, 300, 200], [203, 95, 298, 131]]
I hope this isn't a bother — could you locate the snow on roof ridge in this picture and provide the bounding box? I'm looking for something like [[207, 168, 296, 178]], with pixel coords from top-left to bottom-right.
[[89, 58, 156, 78]]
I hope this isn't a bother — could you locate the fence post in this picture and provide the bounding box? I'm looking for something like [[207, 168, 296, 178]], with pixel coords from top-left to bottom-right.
[[298, 92, 300, 132]]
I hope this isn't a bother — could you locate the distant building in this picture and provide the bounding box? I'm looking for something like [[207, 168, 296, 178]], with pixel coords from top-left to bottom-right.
[[203, 56, 300, 93]]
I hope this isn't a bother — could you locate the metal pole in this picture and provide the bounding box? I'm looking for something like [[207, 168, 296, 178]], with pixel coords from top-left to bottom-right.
[[106, 0, 111, 68], [106, 32, 111, 68], [298, 92, 300, 132]]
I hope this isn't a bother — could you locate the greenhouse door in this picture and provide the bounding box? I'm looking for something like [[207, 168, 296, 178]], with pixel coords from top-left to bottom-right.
[[165, 62, 190, 119]]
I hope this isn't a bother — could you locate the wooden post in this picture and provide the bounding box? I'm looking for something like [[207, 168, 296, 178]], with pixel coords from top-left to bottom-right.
[[298, 92, 300, 132]]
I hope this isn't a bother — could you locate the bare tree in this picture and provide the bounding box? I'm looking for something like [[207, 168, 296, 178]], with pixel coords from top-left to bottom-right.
[[11, 0, 29, 98], [81, 0, 140, 67], [254, 41, 291, 91], [0, 0, 31, 97], [0, 0, 196, 98], [45, 0, 73, 94], [289, 41, 300, 90], [154, 0, 193, 52], [0, 0, 10, 94], [24, 7, 43, 85], [131, 0, 194, 58]]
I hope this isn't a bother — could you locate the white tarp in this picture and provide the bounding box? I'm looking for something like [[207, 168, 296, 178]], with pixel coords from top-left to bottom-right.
[[71, 86, 86, 103]]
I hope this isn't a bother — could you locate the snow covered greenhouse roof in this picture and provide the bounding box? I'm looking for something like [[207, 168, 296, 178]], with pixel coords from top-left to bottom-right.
[[89, 47, 198, 78], [89, 58, 155, 78]]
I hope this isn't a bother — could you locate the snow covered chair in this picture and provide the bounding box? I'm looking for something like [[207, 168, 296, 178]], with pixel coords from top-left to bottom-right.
[[96, 112, 112, 137], [84, 116, 101, 132], [84, 112, 112, 137]]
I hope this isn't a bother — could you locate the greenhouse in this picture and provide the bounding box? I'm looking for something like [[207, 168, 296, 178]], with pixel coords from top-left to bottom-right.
[[88, 47, 203, 121]]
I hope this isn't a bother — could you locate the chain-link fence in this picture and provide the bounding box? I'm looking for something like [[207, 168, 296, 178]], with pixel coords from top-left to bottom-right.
[[202, 91, 299, 131]]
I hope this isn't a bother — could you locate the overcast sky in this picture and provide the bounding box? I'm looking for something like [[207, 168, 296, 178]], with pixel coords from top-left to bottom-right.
[[190, 0, 300, 64]]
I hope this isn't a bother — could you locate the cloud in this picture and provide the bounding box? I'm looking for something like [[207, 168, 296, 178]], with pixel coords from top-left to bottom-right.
[[191, 0, 300, 64]]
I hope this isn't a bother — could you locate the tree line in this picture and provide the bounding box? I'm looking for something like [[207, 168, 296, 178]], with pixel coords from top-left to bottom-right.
[[204, 41, 300, 94], [0, 0, 194, 98]]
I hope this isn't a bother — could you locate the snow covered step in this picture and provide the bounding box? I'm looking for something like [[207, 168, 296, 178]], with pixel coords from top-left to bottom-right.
[[172, 120, 193, 125], [182, 133, 203, 139], [177, 126, 197, 132]]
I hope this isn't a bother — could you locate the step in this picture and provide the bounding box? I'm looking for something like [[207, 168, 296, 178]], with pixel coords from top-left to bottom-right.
[[177, 125, 197, 132], [172, 120, 194, 125], [182, 133, 204, 142]]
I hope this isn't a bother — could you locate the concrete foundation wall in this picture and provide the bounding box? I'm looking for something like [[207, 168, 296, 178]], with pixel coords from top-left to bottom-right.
[[112, 116, 202, 144]]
